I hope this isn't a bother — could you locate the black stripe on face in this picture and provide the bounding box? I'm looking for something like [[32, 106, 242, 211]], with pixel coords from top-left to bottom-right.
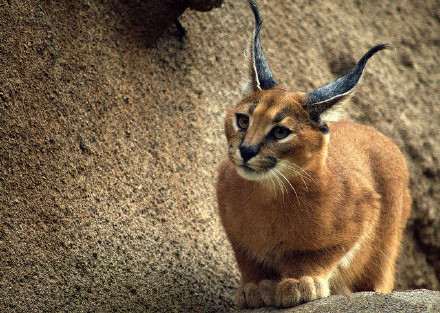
[[249, 102, 259, 115], [266, 156, 277, 169], [273, 108, 293, 124]]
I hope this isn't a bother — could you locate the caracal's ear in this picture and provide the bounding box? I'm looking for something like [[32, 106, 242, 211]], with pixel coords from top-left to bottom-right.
[[303, 44, 389, 129], [242, 0, 278, 95]]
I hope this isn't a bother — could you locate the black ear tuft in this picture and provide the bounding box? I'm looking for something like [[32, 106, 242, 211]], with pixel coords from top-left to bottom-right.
[[245, 0, 277, 92]]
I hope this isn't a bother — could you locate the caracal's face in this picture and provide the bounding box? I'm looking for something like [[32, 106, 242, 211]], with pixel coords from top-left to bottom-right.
[[225, 88, 325, 181]]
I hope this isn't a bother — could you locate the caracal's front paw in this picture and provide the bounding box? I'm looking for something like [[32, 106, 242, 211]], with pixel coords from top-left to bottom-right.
[[275, 276, 330, 308], [236, 282, 263, 309], [236, 280, 277, 309]]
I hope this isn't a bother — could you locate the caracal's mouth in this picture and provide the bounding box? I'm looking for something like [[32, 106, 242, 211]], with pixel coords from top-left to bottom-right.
[[230, 150, 278, 181], [239, 164, 257, 173], [236, 164, 265, 181]]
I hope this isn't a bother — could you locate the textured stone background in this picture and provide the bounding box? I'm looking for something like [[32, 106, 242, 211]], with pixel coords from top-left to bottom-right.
[[250, 290, 440, 313], [1, 0, 439, 312]]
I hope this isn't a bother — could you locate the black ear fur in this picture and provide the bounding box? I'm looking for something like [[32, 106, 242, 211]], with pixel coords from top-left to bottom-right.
[[304, 44, 389, 126]]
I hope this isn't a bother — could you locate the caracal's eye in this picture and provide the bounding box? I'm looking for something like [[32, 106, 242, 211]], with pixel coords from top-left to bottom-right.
[[272, 126, 291, 140], [236, 114, 250, 130]]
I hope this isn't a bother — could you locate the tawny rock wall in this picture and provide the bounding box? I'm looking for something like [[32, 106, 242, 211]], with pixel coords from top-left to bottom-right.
[[1, 0, 439, 312]]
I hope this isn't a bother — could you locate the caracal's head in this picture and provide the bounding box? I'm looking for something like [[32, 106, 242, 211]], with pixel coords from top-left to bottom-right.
[[225, 89, 325, 181], [225, 0, 388, 182]]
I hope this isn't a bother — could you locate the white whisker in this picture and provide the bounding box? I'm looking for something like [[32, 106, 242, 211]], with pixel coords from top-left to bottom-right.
[[262, 147, 315, 186], [278, 162, 310, 192], [275, 168, 300, 205], [271, 169, 286, 199], [266, 170, 277, 196], [280, 160, 316, 183]]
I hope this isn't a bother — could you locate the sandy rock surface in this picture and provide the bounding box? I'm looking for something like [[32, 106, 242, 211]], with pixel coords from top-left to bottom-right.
[[247, 290, 440, 313], [1, 0, 439, 312]]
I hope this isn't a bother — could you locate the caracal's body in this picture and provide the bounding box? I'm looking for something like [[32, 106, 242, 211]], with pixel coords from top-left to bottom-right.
[[216, 0, 411, 309]]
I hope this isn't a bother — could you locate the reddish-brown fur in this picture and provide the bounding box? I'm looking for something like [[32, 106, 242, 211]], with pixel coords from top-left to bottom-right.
[[216, 88, 411, 308]]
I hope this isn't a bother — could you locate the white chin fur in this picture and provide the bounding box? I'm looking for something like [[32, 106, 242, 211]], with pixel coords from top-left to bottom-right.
[[236, 166, 266, 181]]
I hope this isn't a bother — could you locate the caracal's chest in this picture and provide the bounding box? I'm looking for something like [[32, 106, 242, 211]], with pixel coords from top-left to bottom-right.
[[223, 182, 326, 262]]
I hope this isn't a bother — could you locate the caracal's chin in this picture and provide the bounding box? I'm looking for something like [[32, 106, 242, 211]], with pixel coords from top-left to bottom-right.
[[235, 165, 267, 181]]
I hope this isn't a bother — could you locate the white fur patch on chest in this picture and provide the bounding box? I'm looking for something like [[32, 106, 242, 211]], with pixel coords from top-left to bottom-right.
[[338, 241, 362, 269]]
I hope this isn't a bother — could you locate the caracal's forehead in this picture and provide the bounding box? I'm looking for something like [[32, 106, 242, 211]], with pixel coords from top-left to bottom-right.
[[237, 89, 308, 123]]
